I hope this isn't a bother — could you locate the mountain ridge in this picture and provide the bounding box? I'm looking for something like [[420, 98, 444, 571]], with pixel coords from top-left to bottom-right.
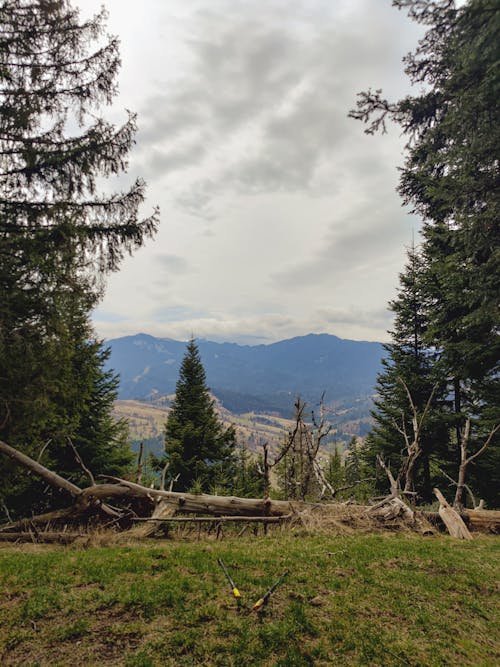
[[104, 332, 385, 417]]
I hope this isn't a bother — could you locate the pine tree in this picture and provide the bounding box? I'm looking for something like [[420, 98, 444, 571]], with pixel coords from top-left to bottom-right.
[[163, 340, 237, 492], [351, 0, 499, 506]]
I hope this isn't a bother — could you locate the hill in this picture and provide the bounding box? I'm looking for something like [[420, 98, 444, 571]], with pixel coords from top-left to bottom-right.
[[113, 395, 371, 461], [105, 333, 385, 417]]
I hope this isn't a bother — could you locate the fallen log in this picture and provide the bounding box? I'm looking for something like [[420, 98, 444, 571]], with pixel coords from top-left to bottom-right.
[[101, 476, 299, 517], [0, 439, 81, 497], [0, 439, 122, 518], [464, 509, 500, 533], [131, 515, 291, 523]]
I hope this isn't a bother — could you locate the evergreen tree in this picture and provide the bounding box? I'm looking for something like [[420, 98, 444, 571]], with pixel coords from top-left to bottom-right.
[[351, 0, 499, 506], [365, 245, 449, 501], [0, 0, 157, 514], [230, 444, 265, 498], [163, 340, 237, 492]]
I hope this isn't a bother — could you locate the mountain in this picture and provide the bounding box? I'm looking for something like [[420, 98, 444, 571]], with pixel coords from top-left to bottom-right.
[[105, 333, 385, 417]]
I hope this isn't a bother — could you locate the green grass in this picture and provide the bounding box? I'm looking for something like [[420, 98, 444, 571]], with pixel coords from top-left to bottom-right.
[[0, 534, 498, 666]]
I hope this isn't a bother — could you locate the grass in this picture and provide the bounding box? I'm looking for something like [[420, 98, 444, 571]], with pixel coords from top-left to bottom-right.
[[0, 533, 498, 666]]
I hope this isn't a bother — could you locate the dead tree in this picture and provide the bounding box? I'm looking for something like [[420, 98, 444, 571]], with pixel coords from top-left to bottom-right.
[[267, 397, 333, 501], [136, 442, 144, 484], [259, 400, 304, 499], [393, 379, 437, 495], [454, 420, 499, 510]]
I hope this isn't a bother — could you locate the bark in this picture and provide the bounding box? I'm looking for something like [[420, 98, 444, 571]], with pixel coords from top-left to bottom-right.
[[434, 488, 472, 539], [0, 439, 82, 497]]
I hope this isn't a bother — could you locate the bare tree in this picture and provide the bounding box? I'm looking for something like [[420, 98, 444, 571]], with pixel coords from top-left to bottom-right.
[[393, 379, 437, 495], [454, 420, 499, 510], [273, 397, 333, 501]]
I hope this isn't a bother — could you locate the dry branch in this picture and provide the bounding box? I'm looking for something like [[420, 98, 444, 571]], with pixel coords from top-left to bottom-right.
[[454, 422, 499, 509]]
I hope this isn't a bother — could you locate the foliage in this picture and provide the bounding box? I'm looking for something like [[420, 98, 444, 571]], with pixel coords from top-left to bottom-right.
[[364, 246, 449, 501], [351, 0, 499, 507], [161, 340, 237, 492], [0, 0, 157, 514], [0, 535, 498, 665], [229, 444, 265, 498]]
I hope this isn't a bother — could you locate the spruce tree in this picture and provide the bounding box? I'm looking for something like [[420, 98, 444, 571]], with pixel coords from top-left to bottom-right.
[[163, 340, 237, 492], [351, 0, 499, 506], [365, 245, 449, 501], [0, 0, 157, 514]]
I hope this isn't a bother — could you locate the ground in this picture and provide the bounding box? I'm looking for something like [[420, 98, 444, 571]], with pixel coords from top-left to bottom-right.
[[0, 532, 498, 666]]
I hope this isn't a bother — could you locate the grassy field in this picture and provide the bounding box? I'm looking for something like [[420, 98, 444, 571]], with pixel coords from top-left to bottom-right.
[[0, 533, 498, 666]]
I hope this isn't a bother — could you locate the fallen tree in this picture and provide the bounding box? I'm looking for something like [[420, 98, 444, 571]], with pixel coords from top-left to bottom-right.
[[0, 439, 498, 538]]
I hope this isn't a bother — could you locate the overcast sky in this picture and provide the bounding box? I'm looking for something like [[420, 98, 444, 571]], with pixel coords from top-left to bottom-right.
[[77, 0, 425, 345]]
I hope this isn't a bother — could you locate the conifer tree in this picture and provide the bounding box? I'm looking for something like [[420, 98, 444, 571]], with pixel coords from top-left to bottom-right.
[[0, 0, 157, 514], [163, 340, 237, 492], [351, 0, 499, 506], [365, 245, 448, 501]]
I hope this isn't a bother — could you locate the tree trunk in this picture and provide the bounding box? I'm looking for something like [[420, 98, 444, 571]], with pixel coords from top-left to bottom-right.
[[434, 488, 472, 539]]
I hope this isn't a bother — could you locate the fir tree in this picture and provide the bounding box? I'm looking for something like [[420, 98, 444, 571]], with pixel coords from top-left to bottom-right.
[[163, 340, 237, 492]]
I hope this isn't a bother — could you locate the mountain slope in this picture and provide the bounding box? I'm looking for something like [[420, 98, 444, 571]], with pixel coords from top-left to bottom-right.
[[105, 333, 384, 416]]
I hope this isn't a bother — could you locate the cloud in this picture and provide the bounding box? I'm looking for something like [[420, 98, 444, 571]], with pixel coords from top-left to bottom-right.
[[271, 197, 415, 291], [86, 0, 425, 345], [133, 0, 422, 213], [155, 253, 190, 274]]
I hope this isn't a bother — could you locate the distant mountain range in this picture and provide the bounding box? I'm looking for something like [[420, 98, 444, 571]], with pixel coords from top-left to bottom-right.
[[105, 333, 385, 418]]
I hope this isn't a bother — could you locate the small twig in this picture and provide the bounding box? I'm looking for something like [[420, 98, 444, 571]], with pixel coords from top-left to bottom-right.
[[36, 438, 52, 462]]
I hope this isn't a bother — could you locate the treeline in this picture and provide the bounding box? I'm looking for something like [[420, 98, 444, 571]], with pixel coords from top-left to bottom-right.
[[352, 0, 499, 507]]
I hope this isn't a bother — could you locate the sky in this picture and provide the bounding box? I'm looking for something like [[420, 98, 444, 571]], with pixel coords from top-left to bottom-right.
[[77, 0, 425, 345]]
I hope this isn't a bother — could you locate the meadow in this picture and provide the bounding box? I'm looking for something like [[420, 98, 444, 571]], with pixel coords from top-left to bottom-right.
[[0, 532, 498, 666]]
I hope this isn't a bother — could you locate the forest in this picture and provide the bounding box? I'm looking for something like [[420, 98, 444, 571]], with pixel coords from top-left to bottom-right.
[[0, 0, 498, 530]]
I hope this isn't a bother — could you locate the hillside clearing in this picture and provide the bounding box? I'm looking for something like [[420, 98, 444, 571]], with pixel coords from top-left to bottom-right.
[[0, 534, 498, 666]]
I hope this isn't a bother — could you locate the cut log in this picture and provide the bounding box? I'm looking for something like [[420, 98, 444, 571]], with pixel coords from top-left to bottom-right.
[[434, 488, 473, 539]]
